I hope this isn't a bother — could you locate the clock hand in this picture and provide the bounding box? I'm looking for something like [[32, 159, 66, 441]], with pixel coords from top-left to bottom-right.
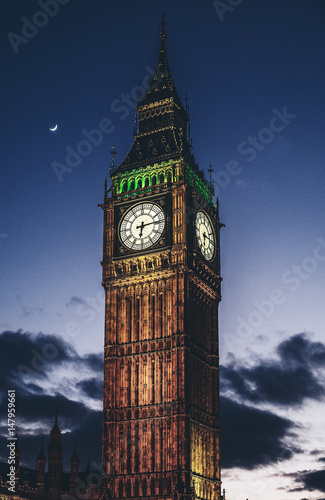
[[203, 232, 214, 244], [136, 220, 145, 237], [136, 220, 161, 237], [143, 220, 160, 227]]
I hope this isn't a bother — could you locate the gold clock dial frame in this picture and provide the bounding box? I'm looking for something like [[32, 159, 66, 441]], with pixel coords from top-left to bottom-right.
[[195, 211, 216, 261], [119, 202, 165, 251]]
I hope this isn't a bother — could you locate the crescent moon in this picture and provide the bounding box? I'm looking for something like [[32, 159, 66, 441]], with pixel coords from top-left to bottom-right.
[[49, 124, 58, 132]]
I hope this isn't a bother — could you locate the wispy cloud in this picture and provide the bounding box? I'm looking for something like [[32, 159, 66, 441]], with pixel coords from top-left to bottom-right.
[[21, 305, 43, 317], [66, 295, 88, 307]]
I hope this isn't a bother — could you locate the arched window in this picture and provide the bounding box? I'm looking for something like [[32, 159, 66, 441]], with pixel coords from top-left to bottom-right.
[[119, 479, 123, 497], [134, 423, 139, 473], [160, 173, 165, 183], [126, 479, 131, 497], [152, 295, 155, 337], [151, 451, 155, 488], [137, 179, 142, 189], [136, 297, 140, 342], [127, 297, 132, 344], [159, 294, 163, 337], [151, 175, 156, 186], [145, 177, 150, 187], [121, 182, 127, 192], [129, 180, 135, 191], [143, 479, 147, 497]]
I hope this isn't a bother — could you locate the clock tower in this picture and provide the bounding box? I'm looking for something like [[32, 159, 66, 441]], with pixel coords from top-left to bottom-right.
[[101, 18, 222, 500]]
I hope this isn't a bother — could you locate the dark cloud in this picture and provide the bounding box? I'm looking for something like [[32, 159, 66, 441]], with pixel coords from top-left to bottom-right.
[[311, 449, 324, 456], [221, 333, 325, 407], [17, 393, 90, 424], [0, 404, 102, 471], [0, 330, 103, 470], [0, 330, 103, 396], [286, 468, 325, 495], [220, 396, 299, 469], [83, 353, 104, 373], [0, 329, 74, 389], [0, 391, 102, 467], [0, 330, 320, 477], [301, 470, 325, 492], [77, 378, 103, 400], [277, 334, 325, 367]]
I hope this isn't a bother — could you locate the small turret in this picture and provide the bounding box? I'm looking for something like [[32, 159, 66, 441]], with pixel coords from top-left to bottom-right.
[[69, 443, 80, 498], [36, 438, 46, 496], [48, 411, 62, 500]]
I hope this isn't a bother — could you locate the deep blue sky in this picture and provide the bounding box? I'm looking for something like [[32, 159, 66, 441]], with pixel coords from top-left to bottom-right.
[[1, 1, 325, 499]]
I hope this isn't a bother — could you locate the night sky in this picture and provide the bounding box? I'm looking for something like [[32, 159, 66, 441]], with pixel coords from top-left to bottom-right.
[[1, 1, 325, 499]]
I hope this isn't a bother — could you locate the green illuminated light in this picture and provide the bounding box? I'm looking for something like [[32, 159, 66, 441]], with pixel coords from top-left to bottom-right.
[[110, 159, 214, 206], [112, 160, 177, 194]]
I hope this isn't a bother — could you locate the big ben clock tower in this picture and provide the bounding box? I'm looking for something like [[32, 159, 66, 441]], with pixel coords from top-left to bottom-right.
[[101, 17, 223, 500]]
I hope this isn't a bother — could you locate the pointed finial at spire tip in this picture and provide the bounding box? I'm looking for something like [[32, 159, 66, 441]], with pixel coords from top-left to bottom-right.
[[110, 146, 117, 175], [208, 164, 213, 183], [158, 12, 169, 40]]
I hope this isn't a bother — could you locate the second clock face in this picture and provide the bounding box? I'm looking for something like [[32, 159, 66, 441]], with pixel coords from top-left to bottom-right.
[[195, 211, 215, 261], [119, 202, 165, 251]]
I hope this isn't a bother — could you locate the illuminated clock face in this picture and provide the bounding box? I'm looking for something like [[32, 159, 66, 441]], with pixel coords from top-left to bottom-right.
[[119, 202, 165, 251], [195, 211, 215, 261]]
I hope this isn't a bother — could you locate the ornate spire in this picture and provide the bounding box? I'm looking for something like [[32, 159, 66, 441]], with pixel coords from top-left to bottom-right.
[[49, 410, 62, 452], [114, 16, 192, 175], [158, 12, 169, 40], [51, 410, 60, 435], [37, 438, 46, 460], [109, 146, 116, 175], [15, 428, 20, 454], [138, 15, 183, 109], [208, 164, 215, 195], [86, 452, 91, 473], [208, 164, 213, 183], [70, 442, 79, 463]]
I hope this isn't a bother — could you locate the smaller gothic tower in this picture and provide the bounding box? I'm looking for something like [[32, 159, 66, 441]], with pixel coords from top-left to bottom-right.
[[48, 412, 62, 500], [69, 444, 80, 498], [36, 439, 46, 496]]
